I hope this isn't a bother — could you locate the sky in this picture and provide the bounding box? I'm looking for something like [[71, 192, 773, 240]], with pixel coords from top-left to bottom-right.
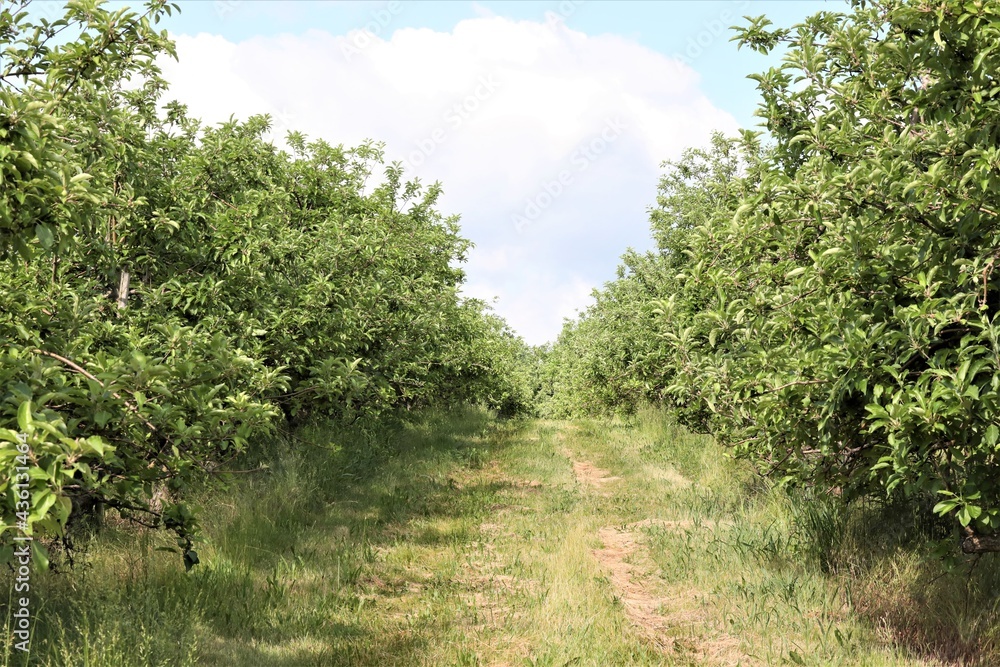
[[122, 0, 842, 344]]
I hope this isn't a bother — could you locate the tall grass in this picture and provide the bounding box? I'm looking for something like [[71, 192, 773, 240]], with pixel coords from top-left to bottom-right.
[[621, 406, 1000, 665], [0, 406, 512, 666], [4, 406, 1000, 665]]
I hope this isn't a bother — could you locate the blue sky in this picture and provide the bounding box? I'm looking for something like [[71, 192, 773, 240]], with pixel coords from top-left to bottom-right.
[[163, 1, 836, 128], [148, 0, 841, 344]]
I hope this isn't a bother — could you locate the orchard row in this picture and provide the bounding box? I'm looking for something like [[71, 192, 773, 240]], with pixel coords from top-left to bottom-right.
[[537, 1, 1000, 552], [0, 1, 533, 566]]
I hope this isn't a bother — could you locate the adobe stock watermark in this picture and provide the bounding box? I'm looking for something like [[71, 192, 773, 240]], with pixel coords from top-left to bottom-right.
[[26, 1, 71, 24], [265, 107, 297, 145], [543, 0, 586, 31], [671, 0, 751, 70], [214, 0, 243, 20], [340, 1, 404, 61], [10, 431, 34, 653], [403, 73, 501, 171], [512, 116, 626, 233], [398, 0, 586, 173]]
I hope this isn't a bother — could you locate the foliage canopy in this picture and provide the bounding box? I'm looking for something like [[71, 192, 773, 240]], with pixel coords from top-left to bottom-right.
[[0, 0, 533, 567], [543, 0, 1000, 551]]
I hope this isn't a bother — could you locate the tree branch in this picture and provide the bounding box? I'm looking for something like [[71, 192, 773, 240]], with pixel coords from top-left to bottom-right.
[[32, 349, 157, 432]]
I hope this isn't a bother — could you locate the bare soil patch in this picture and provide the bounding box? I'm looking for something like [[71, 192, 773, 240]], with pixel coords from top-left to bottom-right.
[[592, 524, 754, 665], [572, 460, 621, 487], [561, 448, 621, 491]]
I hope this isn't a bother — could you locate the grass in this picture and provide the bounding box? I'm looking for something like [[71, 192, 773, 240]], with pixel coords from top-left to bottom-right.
[[2, 406, 1000, 665]]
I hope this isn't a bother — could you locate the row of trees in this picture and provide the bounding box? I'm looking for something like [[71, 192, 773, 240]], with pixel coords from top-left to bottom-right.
[[0, 0, 533, 567], [539, 0, 1000, 551]]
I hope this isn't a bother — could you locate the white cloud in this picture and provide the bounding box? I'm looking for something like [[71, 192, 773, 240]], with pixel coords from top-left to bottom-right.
[[160, 14, 738, 345], [463, 272, 595, 346]]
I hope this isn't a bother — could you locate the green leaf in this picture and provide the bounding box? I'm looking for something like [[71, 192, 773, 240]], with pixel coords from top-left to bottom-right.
[[933, 499, 958, 515], [17, 400, 32, 433], [32, 542, 50, 572], [785, 266, 807, 279], [35, 223, 54, 249]]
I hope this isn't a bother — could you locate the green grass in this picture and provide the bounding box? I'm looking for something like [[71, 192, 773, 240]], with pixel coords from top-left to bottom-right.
[[3, 406, 1000, 665]]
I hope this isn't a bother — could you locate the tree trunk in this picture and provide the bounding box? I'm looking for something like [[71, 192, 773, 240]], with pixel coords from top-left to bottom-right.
[[116, 269, 130, 309], [961, 533, 1000, 554]]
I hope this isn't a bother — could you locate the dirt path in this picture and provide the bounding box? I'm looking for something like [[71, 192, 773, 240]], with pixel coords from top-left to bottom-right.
[[560, 446, 621, 490], [563, 449, 682, 645], [592, 524, 681, 647], [31, 413, 953, 667], [557, 445, 748, 663]]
